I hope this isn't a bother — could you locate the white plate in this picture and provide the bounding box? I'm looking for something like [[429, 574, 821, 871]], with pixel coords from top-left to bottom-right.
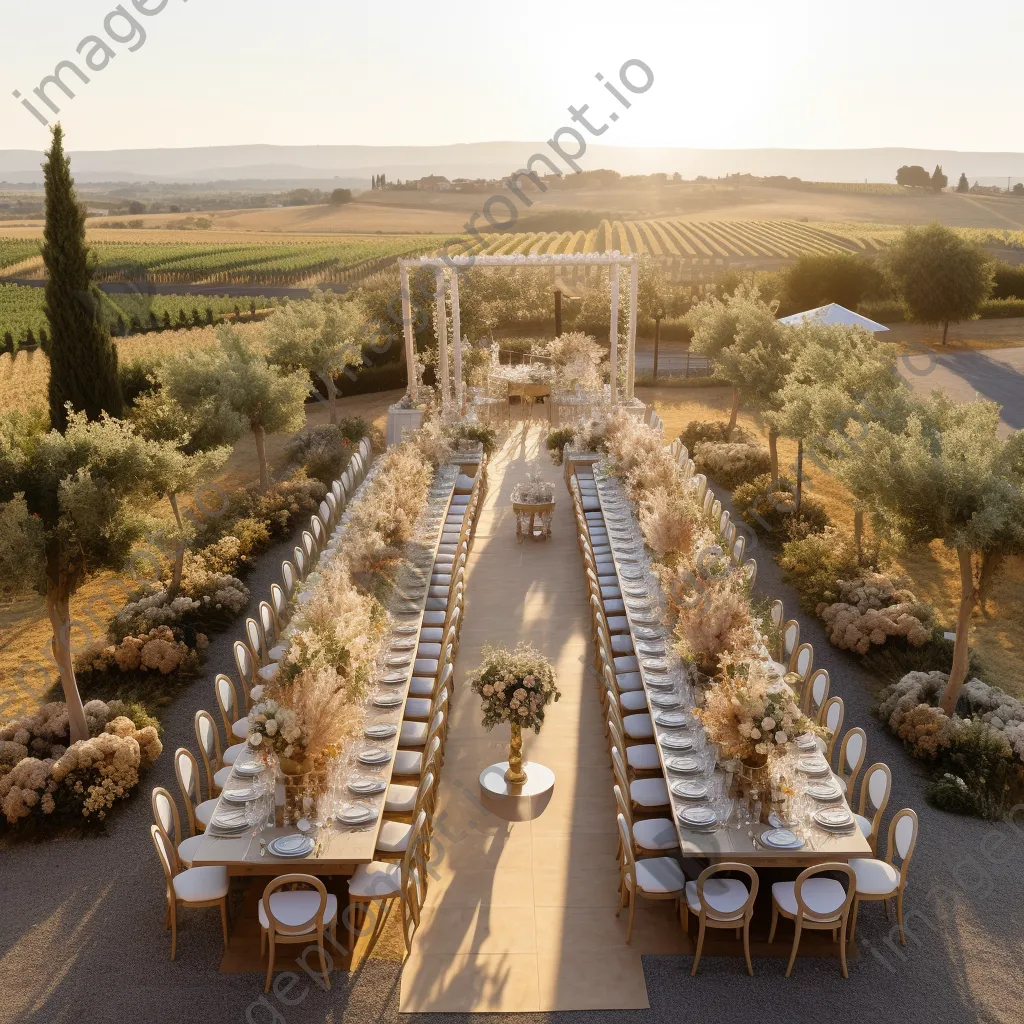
[[656, 711, 689, 728], [339, 804, 377, 825], [806, 782, 843, 801], [646, 678, 675, 691], [795, 734, 818, 750], [393, 623, 419, 635], [815, 808, 855, 829], [797, 757, 832, 776], [211, 810, 248, 830], [671, 780, 708, 800], [678, 806, 718, 827], [761, 828, 804, 849], [634, 627, 662, 640], [358, 748, 392, 766], [386, 654, 412, 668], [650, 694, 680, 709], [268, 835, 315, 858], [232, 762, 263, 777], [221, 786, 258, 803], [643, 658, 669, 672], [373, 692, 404, 709], [391, 638, 416, 651], [364, 723, 398, 739], [660, 734, 693, 751], [665, 755, 702, 774], [379, 672, 407, 686], [349, 778, 387, 796]]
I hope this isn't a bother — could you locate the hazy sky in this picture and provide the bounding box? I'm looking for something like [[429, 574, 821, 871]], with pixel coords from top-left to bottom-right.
[[2, 0, 1023, 153]]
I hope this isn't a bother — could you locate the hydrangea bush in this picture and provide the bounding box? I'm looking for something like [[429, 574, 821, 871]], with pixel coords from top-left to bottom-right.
[[693, 441, 772, 490], [0, 699, 162, 828]]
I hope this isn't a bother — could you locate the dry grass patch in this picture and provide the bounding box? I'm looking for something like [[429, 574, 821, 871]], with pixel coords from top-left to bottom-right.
[[640, 384, 1024, 698]]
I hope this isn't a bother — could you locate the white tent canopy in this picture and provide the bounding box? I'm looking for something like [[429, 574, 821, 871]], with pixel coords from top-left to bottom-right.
[[779, 303, 889, 333]]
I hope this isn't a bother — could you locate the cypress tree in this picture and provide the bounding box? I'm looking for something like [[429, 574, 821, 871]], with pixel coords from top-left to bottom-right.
[[42, 124, 123, 431]]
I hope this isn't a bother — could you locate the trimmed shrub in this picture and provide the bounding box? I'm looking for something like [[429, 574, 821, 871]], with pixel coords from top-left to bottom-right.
[[733, 474, 830, 540], [818, 573, 932, 654], [546, 427, 575, 464], [778, 528, 865, 610], [693, 442, 771, 490], [285, 423, 353, 485], [679, 419, 756, 450], [447, 422, 498, 456]]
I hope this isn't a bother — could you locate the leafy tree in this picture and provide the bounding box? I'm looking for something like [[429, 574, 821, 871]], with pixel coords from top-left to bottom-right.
[[957, 173, 970, 193], [881, 223, 994, 344], [0, 410, 172, 742], [782, 252, 883, 312], [685, 288, 794, 477], [328, 188, 352, 206], [128, 200, 147, 215], [131, 391, 237, 593], [827, 394, 1024, 715], [42, 125, 123, 431], [896, 165, 932, 188], [931, 165, 948, 192], [264, 293, 364, 424], [160, 325, 309, 491], [766, 321, 909, 542]]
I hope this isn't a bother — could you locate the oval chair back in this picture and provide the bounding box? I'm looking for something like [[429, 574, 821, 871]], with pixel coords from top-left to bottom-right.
[[262, 873, 329, 940], [857, 762, 892, 854], [731, 535, 746, 565], [269, 584, 288, 633], [702, 489, 714, 518], [802, 668, 829, 717], [301, 530, 316, 563], [794, 862, 856, 924], [215, 673, 240, 743], [743, 558, 757, 586], [782, 620, 800, 662], [310, 515, 326, 553], [173, 747, 202, 835], [819, 697, 845, 760], [331, 479, 343, 503], [151, 821, 181, 889], [688, 862, 760, 977], [887, 808, 919, 887], [770, 599, 784, 631], [245, 617, 266, 668], [790, 642, 813, 682], [152, 786, 184, 848], [194, 709, 223, 795], [259, 601, 277, 653], [293, 546, 307, 581], [836, 727, 867, 795], [319, 498, 333, 527], [719, 509, 730, 535], [281, 561, 297, 600], [233, 642, 255, 705], [710, 498, 722, 523]]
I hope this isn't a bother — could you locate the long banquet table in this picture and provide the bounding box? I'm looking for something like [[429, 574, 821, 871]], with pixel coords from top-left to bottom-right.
[[590, 467, 872, 868], [190, 469, 458, 877]]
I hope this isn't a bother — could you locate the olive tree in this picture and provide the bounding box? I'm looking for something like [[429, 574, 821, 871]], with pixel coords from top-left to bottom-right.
[[264, 294, 364, 424], [131, 391, 237, 593], [160, 325, 309, 491], [0, 410, 173, 742], [828, 393, 1024, 714], [767, 321, 908, 536], [685, 288, 794, 477], [881, 223, 994, 345]]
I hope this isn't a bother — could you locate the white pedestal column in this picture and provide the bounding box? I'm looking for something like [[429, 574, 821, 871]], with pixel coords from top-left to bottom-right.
[[434, 268, 449, 406], [609, 263, 620, 408], [451, 270, 463, 412], [400, 263, 415, 397], [626, 259, 638, 401]]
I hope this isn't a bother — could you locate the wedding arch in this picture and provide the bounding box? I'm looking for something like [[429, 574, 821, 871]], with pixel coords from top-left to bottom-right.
[[398, 252, 641, 410]]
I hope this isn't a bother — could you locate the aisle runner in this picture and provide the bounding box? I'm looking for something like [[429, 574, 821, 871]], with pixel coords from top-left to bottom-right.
[[399, 425, 680, 1014]]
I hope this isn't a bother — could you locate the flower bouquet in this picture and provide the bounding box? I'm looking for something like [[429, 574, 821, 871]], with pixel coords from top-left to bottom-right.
[[467, 642, 561, 783], [248, 698, 307, 773], [694, 655, 819, 776]]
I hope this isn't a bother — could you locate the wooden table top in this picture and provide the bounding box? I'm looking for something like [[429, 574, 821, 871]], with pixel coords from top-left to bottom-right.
[[191, 472, 458, 877], [592, 472, 872, 867]]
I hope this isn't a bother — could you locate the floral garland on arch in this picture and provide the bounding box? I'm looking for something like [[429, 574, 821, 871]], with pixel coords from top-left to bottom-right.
[[248, 434, 438, 774]]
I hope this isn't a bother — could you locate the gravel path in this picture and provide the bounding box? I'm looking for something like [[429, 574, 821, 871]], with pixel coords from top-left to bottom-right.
[[1, 487, 1022, 1024]]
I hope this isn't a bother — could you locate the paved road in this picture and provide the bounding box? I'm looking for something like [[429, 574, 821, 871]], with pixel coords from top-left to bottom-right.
[[896, 345, 1024, 435]]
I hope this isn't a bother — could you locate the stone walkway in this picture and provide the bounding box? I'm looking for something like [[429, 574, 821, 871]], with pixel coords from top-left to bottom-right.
[[400, 424, 682, 1013]]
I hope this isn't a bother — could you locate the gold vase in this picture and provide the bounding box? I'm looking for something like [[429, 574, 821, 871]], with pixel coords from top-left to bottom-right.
[[740, 752, 771, 791], [504, 721, 528, 785]]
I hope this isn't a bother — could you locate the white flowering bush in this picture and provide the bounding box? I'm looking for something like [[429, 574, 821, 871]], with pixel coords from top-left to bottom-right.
[[0, 700, 162, 827], [543, 331, 606, 392], [818, 573, 932, 653], [693, 441, 771, 490], [110, 589, 201, 641], [468, 643, 561, 733]]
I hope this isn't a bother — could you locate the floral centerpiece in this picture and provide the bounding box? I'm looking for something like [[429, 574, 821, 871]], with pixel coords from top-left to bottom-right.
[[511, 472, 555, 506], [467, 642, 561, 784], [695, 655, 819, 774]]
